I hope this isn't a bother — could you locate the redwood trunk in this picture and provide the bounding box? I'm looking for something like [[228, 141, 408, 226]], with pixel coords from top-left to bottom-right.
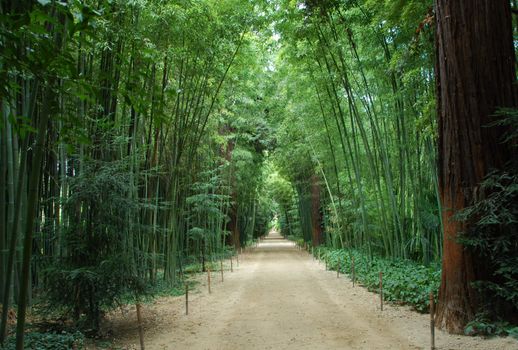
[[310, 174, 323, 246], [229, 195, 240, 250], [435, 0, 516, 333]]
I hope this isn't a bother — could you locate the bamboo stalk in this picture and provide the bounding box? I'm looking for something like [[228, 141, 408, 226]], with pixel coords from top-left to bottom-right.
[[15, 83, 52, 350], [0, 101, 32, 343], [0, 114, 6, 306]]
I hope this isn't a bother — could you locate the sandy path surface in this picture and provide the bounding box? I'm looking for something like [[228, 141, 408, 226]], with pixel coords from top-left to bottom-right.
[[103, 232, 518, 350]]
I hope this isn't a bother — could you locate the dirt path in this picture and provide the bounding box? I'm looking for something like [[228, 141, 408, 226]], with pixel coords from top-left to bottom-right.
[[104, 233, 517, 350]]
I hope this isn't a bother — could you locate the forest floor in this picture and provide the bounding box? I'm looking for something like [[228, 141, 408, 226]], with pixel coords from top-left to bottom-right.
[[94, 232, 518, 350]]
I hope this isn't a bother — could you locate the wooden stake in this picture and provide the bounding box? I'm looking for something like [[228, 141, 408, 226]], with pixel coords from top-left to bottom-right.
[[136, 303, 145, 350], [220, 260, 224, 282], [207, 268, 211, 294], [185, 284, 189, 315], [352, 256, 355, 287], [337, 260, 340, 278], [230, 256, 233, 272], [430, 292, 435, 350], [379, 272, 383, 311], [237, 253, 239, 267], [325, 257, 328, 270]]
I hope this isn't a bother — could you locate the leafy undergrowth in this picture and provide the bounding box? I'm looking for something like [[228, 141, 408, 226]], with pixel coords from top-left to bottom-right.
[[314, 247, 441, 312], [286, 235, 305, 248], [119, 277, 189, 305], [2, 256, 232, 349], [117, 251, 238, 304], [465, 314, 518, 339], [1, 331, 84, 350]]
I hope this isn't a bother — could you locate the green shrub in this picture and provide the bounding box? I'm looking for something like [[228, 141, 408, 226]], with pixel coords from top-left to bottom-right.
[[1, 332, 84, 350], [456, 112, 518, 327], [41, 160, 148, 333], [317, 247, 441, 312], [284, 235, 305, 248], [465, 314, 518, 339]]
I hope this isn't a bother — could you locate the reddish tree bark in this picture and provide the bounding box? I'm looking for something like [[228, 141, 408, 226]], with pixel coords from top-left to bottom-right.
[[310, 174, 323, 246], [435, 0, 516, 333]]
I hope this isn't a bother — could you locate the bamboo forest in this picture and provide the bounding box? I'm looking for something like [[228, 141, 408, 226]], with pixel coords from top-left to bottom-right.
[[0, 0, 517, 349]]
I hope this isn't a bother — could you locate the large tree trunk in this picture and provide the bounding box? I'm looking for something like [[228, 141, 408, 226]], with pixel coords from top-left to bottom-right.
[[435, 0, 516, 333], [229, 195, 240, 250], [310, 174, 323, 247]]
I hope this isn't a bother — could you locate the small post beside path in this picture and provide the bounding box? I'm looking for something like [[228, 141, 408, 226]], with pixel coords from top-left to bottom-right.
[[325, 256, 328, 271], [185, 284, 189, 315], [220, 260, 224, 282], [352, 256, 355, 287], [230, 256, 233, 272], [430, 292, 435, 350], [207, 267, 212, 294], [337, 259, 340, 278], [379, 272, 383, 311]]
